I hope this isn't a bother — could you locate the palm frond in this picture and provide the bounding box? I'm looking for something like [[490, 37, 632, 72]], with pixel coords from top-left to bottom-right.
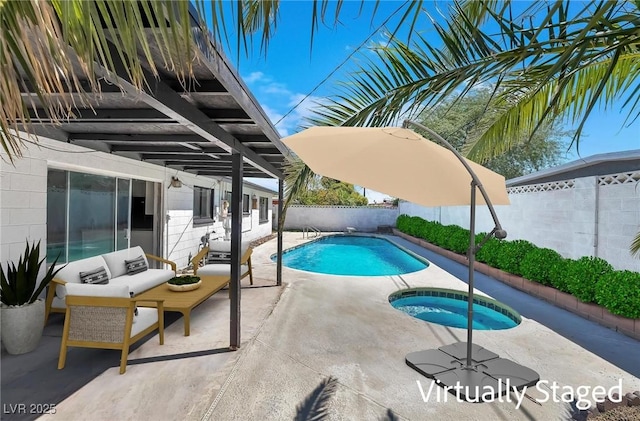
[[294, 376, 339, 421], [465, 52, 640, 161], [380, 408, 400, 421], [309, 0, 640, 148], [279, 156, 316, 229], [631, 230, 640, 258], [1, 0, 200, 163], [2, 0, 428, 162]]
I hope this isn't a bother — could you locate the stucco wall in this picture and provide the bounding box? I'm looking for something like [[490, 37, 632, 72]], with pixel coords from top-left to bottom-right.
[[283, 205, 399, 232], [0, 135, 274, 270], [398, 172, 640, 272]]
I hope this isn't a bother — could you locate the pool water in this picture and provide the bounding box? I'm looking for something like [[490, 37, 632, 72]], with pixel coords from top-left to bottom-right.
[[275, 235, 428, 276], [391, 295, 519, 330]]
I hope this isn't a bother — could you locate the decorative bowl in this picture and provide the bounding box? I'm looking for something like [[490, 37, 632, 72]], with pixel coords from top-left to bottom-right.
[[168, 281, 201, 292], [167, 275, 201, 292]]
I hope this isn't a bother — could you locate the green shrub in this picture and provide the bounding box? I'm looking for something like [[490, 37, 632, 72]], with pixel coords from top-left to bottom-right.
[[395, 216, 633, 311], [447, 228, 470, 254], [548, 258, 573, 293], [396, 215, 421, 237], [595, 271, 640, 318], [520, 248, 563, 285], [565, 256, 613, 303], [426, 222, 445, 246], [396, 214, 409, 231], [476, 238, 504, 267], [495, 240, 536, 276]]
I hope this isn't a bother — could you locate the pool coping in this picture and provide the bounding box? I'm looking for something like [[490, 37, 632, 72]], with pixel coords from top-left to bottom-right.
[[388, 286, 522, 326]]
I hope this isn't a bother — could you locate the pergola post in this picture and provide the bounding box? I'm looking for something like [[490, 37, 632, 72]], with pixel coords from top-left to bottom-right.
[[230, 151, 243, 349], [277, 179, 284, 286]]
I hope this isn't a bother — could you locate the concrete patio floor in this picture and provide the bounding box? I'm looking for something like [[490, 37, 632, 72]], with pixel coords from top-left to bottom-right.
[[13, 233, 640, 420]]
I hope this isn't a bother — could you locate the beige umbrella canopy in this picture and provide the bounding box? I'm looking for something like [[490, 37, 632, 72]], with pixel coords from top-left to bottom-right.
[[282, 123, 539, 400], [282, 126, 509, 207]]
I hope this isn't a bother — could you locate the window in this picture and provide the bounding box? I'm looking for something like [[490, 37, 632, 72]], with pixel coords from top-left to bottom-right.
[[242, 194, 250, 214], [259, 197, 269, 223], [193, 186, 214, 225]]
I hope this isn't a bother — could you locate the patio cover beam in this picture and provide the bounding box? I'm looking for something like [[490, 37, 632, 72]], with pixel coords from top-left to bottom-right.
[[110, 145, 227, 154], [99, 42, 283, 179], [19, 78, 229, 95], [29, 108, 252, 123], [69, 134, 207, 143], [196, 171, 263, 177]]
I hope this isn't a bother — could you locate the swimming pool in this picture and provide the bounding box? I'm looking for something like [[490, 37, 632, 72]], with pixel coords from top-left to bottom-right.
[[389, 288, 520, 330], [274, 235, 428, 276]]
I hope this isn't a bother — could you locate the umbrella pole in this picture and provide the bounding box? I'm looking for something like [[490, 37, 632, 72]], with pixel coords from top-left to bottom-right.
[[466, 181, 477, 368]]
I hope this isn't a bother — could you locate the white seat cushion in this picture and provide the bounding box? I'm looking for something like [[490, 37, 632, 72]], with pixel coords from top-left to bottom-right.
[[65, 283, 130, 298], [131, 307, 158, 338], [109, 269, 174, 296], [208, 240, 231, 253], [198, 263, 249, 277], [101, 246, 149, 278], [52, 296, 65, 310], [208, 240, 249, 255], [54, 256, 111, 298]]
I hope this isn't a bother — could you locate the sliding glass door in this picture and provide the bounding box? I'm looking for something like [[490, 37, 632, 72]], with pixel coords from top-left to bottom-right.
[[68, 172, 116, 260], [47, 169, 132, 263]]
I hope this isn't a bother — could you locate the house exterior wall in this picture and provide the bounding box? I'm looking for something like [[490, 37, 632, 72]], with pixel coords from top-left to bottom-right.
[[0, 135, 274, 270], [283, 205, 399, 232], [398, 172, 640, 272]]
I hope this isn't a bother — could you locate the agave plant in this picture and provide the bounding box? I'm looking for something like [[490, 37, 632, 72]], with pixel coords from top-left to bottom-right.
[[0, 241, 63, 306]]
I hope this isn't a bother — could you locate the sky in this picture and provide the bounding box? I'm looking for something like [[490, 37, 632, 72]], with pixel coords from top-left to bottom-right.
[[213, 2, 640, 200]]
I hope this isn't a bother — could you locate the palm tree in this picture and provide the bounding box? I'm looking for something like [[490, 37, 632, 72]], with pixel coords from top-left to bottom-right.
[[1, 0, 423, 162], [289, 0, 640, 256]]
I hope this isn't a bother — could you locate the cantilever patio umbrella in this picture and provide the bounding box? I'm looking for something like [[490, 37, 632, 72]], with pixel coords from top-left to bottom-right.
[[282, 121, 539, 401]]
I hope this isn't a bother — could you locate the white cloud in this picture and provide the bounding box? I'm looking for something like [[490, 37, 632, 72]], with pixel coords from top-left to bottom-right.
[[241, 71, 334, 137], [244, 71, 265, 84], [262, 83, 292, 96]]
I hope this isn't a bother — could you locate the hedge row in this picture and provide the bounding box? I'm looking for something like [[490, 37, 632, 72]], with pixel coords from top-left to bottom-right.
[[396, 215, 640, 319]]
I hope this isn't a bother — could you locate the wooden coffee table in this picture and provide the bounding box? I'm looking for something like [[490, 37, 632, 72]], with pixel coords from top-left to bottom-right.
[[135, 276, 229, 336]]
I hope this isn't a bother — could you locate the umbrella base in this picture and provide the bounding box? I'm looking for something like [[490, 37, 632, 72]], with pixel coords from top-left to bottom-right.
[[406, 342, 539, 402]]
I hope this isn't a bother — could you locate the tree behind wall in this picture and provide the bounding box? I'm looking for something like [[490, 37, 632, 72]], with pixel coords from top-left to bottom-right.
[[295, 177, 368, 206], [418, 90, 570, 180]]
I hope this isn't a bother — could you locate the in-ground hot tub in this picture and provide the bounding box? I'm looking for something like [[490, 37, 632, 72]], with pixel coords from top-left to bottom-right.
[[389, 287, 521, 330]]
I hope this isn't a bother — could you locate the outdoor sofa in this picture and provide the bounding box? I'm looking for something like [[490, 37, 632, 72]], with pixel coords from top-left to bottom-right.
[[45, 246, 176, 324]]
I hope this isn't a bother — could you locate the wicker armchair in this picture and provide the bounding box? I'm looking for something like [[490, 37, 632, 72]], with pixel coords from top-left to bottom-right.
[[58, 284, 164, 374]]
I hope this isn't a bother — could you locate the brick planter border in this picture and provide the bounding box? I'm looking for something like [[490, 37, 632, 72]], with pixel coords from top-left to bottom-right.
[[392, 228, 640, 341]]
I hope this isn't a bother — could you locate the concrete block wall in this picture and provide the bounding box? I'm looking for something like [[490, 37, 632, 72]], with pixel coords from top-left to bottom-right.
[[242, 210, 273, 243], [398, 173, 640, 272], [284, 205, 399, 232], [597, 182, 640, 271], [0, 153, 48, 268]]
